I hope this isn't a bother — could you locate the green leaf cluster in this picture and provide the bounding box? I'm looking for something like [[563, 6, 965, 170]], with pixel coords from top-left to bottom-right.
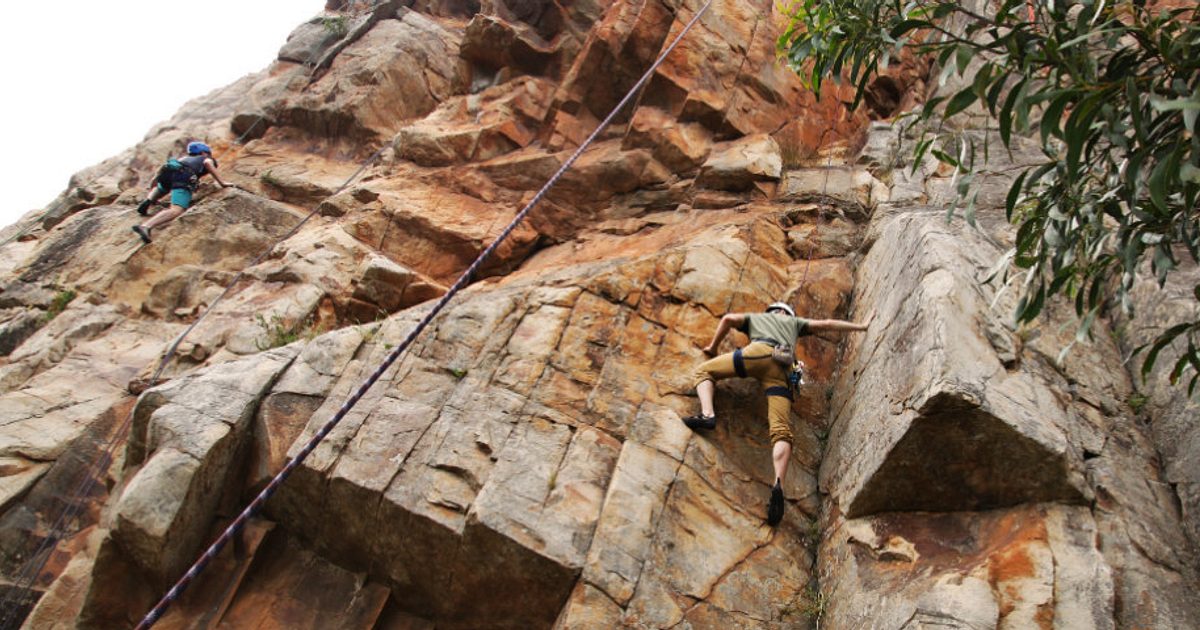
[[40, 289, 76, 324], [321, 15, 349, 38], [254, 313, 320, 351], [780, 0, 1200, 394]]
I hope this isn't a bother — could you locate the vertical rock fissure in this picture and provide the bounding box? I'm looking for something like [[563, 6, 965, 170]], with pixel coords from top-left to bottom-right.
[[619, 452, 685, 616], [683, 534, 772, 621], [539, 426, 577, 513], [719, 0, 766, 131]]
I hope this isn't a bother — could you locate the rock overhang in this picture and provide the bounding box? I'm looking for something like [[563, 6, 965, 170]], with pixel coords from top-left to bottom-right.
[[846, 389, 1089, 518]]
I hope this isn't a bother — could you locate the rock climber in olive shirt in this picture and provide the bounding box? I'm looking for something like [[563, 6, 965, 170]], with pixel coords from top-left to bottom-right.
[[684, 302, 870, 526]]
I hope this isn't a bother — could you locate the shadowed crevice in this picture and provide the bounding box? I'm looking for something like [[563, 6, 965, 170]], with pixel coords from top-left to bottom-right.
[[848, 393, 1088, 518]]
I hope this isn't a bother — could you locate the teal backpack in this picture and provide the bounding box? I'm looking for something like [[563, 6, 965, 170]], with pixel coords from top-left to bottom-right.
[[155, 156, 206, 191]]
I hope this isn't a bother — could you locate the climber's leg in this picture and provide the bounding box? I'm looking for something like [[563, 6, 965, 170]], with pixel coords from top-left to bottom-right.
[[685, 351, 740, 429]]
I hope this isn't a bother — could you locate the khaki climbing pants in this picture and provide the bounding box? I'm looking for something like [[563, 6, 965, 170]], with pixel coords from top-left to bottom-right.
[[692, 341, 794, 444]]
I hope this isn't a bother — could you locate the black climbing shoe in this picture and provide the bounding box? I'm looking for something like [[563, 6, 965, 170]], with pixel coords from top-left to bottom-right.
[[132, 225, 152, 244], [136, 200, 152, 216], [767, 479, 785, 526], [682, 414, 717, 430]]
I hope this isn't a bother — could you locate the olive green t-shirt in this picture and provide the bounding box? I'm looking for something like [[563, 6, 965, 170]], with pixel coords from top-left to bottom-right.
[[739, 313, 810, 347]]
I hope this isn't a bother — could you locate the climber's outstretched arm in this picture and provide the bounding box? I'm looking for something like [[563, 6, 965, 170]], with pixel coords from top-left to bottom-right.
[[204, 158, 227, 188], [806, 311, 873, 333], [702, 313, 747, 355]]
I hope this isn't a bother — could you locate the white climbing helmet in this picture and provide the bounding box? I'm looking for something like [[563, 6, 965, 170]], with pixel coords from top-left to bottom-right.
[[765, 302, 795, 317]]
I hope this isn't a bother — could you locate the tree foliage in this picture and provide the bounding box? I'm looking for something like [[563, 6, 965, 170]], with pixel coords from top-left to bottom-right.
[[779, 0, 1200, 394]]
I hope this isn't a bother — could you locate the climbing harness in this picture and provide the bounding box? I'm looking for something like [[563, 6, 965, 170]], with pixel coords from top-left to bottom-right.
[[132, 2, 715, 628], [732, 340, 802, 396], [769, 341, 795, 368], [768, 342, 805, 396]]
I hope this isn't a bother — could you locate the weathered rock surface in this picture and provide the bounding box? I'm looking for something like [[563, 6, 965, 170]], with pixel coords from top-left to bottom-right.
[[0, 310, 42, 359], [243, 7, 466, 144], [696, 134, 783, 191], [113, 345, 298, 583], [1122, 259, 1200, 553], [816, 123, 1200, 628], [1, 1, 1196, 629], [396, 76, 555, 167], [258, 211, 845, 628], [824, 210, 1094, 518]]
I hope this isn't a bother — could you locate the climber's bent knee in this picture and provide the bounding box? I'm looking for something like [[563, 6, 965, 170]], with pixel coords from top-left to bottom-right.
[[692, 352, 738, 389]]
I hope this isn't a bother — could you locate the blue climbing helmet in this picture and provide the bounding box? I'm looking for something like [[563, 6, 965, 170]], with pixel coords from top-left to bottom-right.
[[765, 302, 795, 317], [186, 141, 212, 156]]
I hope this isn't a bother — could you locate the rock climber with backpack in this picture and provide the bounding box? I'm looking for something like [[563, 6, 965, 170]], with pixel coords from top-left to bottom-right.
[[131, 141, 228, 243], [683, 302, 870, 526]]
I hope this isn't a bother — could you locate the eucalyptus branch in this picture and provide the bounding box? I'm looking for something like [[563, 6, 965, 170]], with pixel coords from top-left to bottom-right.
[[779, 0, 1200, 393], [948, 3, 1000, 27]]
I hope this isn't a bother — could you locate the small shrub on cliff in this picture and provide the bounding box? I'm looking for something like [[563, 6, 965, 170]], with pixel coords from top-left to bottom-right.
[[781, 585, 826, 624], [803, 517, 822, 548], [322, 16, 348, 37], [41, 289, 76, 324], [1129, 392, 1149, 414], [776, 126, 812, 169], [259, 170, 284, 189], [254, 313, 319, 351]]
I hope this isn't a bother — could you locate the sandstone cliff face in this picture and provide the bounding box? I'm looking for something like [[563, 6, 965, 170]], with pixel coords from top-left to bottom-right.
[[0, 1, 1195, 629]]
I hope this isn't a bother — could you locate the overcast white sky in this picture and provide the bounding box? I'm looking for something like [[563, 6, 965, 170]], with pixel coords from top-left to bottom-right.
[[0, 1, 322, 231]]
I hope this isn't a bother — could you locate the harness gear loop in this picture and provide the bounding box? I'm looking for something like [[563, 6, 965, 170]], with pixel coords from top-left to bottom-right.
[[787, 359, 805, 396], [770, 343, 795, 368]]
